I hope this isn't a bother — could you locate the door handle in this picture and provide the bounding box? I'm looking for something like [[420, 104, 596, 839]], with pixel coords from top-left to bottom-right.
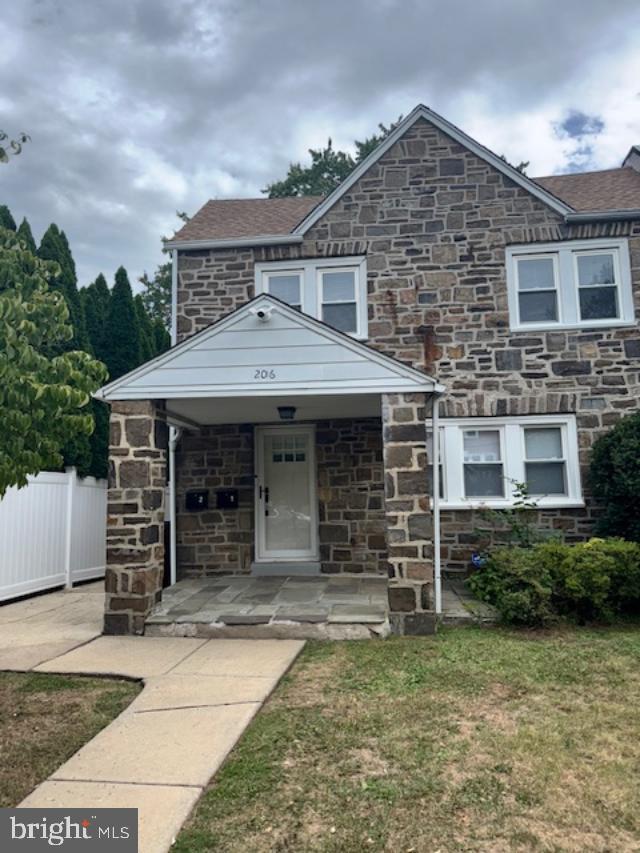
[[264, 487, 269, 503]]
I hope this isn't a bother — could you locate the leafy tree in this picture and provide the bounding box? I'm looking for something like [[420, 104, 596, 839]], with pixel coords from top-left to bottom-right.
[[0, 205, 16, 231], [499, 154, 530, 175], [139, 261, 171, 329], [0, 131, 29, 163], [264, 119, 401, 198], [0, 226, 106, 495], [16, 217, 36, 253], [103, 266, 141, 381], [590, 412, 640, 541]]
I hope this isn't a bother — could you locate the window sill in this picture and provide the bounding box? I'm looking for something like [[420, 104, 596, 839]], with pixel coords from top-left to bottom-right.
[[434, 499, 585, 511], [509, 320, 636, 334]]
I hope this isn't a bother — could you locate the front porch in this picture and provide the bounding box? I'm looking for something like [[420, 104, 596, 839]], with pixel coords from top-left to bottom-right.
[[98, 295, 446, 636], [146, 574, 389, 639]]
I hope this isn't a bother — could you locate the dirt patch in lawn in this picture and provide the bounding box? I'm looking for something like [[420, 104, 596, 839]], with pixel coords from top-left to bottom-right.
[[0, 672, 140, 807], [174, 625, 640, 853]]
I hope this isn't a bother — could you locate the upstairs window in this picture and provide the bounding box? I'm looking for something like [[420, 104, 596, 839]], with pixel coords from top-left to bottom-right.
[[255, 256, 367, 338], [507, 239, 633, 331]]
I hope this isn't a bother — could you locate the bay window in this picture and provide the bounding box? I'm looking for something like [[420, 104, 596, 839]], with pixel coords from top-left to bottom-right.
[[506, 238, 633, 331], [255, 256, 367, 337], [431, 415, 582, 508]]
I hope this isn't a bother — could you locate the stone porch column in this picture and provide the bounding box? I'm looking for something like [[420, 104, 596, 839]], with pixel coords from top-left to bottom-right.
[[382, 392, 435, 634], [104, 401, 167, 635]]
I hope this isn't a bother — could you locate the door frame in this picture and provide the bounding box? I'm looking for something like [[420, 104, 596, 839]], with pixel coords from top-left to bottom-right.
[[254, 424, 319, 562]]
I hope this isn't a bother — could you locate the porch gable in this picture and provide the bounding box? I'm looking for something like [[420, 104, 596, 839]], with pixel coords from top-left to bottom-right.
[[96, 294, 443, 402]]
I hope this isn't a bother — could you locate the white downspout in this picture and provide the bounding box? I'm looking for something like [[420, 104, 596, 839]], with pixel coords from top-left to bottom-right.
[[168, 250, 180, 587], [431, 394, 442, 615], [168, 426, 182, 587]]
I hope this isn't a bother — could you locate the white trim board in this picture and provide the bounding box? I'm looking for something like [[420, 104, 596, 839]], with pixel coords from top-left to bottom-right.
[[95, 294, 444, 402]]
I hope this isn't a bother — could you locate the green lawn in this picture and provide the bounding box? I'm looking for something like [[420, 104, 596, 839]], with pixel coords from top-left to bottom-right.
[[175, 625, 640, 852], [0, 672, 140, 807]]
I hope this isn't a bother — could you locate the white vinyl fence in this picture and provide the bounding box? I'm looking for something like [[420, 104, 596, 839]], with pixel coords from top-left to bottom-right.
[[0, 468, 107, 602]]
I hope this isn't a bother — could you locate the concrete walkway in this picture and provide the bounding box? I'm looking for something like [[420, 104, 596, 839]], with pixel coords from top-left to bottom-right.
[[1, 586, 304, 853]]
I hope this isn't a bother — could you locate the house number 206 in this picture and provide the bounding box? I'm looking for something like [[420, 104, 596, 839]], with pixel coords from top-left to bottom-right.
[[254, 368, 276, 379]]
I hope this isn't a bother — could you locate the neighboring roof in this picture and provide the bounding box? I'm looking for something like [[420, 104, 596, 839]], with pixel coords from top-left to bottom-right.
[[534, 167, 640, 212], [95, 294, 443, 404], [171, 196, 322, 243]]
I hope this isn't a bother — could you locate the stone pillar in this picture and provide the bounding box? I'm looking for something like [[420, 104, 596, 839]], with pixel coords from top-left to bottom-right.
[[382, 393, 435, 635], [104, 401, 167, 635]]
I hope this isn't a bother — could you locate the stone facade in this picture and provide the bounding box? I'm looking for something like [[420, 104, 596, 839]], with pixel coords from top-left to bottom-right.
[[104, 402, 167, 634], [175, 418, 387, 578], [175, 116, 640, 575], [382, 393, 434, 632]]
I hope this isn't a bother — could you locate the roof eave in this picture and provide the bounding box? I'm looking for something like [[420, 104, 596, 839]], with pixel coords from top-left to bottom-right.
[[164, 234, 305, 251], [565, 209, 640, 223]]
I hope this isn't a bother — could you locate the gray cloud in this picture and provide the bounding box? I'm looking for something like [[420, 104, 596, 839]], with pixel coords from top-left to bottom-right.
[[1, 0, 640, 287]]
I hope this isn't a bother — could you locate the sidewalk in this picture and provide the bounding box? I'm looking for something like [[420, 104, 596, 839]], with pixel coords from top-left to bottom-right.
[[1, 586, 304, 852]]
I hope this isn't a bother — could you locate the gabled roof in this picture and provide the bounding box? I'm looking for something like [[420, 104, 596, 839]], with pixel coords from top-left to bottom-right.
[[172, 196, 322, 243], [534, 167, 640, 212], [165, 104, 577, 249], [96, 294, 443, 402], [292, 104, 573, 233]]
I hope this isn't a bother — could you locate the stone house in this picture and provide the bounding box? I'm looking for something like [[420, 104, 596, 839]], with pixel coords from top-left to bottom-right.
[[97, 104, 640, 636]]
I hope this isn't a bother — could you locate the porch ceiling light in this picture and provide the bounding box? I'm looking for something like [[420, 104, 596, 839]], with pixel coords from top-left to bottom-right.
[[278, 405, 296, 421]]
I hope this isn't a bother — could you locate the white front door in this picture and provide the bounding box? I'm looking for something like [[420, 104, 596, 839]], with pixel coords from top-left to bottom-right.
[[255, 425, 318, 562]]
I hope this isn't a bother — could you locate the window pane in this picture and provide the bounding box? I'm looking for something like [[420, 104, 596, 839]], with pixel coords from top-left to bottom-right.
[[517, 257, 556, 291], [525, 427, 563, 460], [463, 430, 501, 463], [268, 274, 301, 306], [464, 464, 504, 497], [577, 253, 614, 286], [519, 290, 558, 322], [322, 270, 355, 302], [579, 286, 618, 320], [322, 302, 357, 333], [525, 461, 567, 496]]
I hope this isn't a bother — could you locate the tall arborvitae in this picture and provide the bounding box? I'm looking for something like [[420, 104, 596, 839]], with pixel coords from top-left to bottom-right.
[[82, 273, 110, 361], [103, 266, 141, 381], [0, 205, 16, 230], [38, 224, 89, 351], [16, 217, 36, 252], [80, 273, 112, 481], [134, 293, 155, 362]]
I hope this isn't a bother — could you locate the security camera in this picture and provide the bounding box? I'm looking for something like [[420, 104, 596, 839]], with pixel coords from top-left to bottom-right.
[[250, 306, 273, 322]]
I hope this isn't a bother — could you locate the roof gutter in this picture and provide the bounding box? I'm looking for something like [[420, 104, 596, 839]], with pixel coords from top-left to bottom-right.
[[163, 234, 304, 251], [565, 209, 640, 224]]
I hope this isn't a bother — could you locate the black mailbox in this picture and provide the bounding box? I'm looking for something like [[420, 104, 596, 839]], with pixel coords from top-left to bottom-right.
[[217, 489, 239, 509], [186, 490, 208, 511]]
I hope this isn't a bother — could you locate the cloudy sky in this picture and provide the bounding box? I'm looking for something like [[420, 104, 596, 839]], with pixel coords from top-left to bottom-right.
[[2, 0, 640, 289]]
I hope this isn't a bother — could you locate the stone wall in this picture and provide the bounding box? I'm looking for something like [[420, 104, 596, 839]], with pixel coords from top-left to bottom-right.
[[176, 115, 640, 573], [104, 401, 167, 634], [175, 418, 388, 577]]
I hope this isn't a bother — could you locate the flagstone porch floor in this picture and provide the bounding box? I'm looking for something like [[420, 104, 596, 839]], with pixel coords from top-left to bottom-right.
[[145, 575, 391, 640]]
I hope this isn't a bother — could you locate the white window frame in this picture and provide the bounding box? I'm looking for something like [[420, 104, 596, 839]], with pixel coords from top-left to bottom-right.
[[506, 238, 634, 332], [255, 255, 368, 338], [434, 415, 583, 509]]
